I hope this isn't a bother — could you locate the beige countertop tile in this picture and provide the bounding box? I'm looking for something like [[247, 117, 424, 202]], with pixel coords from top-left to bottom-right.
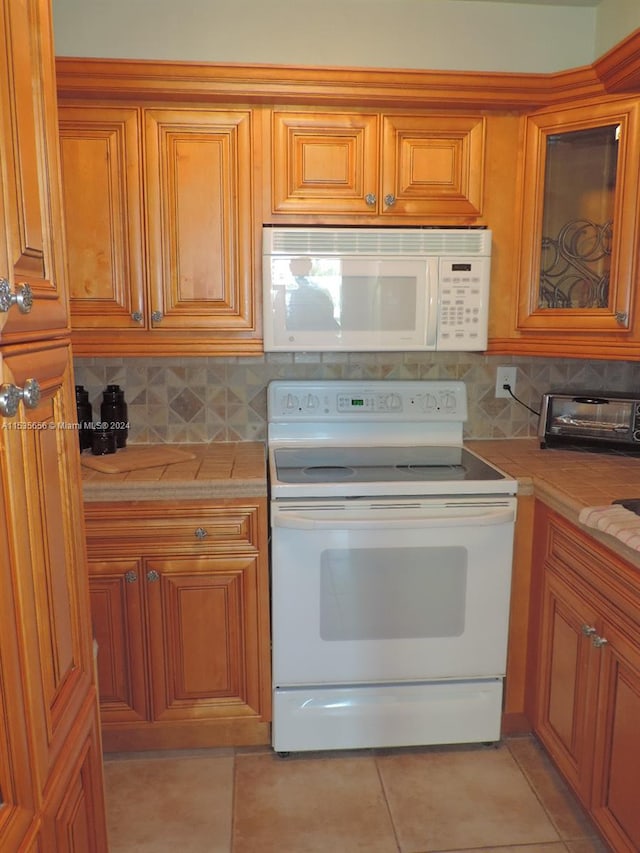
[[82, 441, 267, 502], [467, 438, 640, 569]]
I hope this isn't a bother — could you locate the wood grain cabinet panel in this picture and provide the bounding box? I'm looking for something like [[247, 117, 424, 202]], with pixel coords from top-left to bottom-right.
[[531, 504, 640, 852], [58, 104, 261, 356], [58, 105, 145, 329], [85, 500, 271, 751], [0, 0, 69, 343], [88, 559, 149, 725], [499, 97, 640, 359], [0, 3, 108, 849], [2, 342, 96, 784], [268, 109, 485, 220]]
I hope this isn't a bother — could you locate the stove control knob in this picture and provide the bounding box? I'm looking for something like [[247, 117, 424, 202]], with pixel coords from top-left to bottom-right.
[[384, 393, 401, 411], [420, 393, 438, 412], [303, 394, 319, 411], [283, 393, 299, 411], [440, 392, 457, 412]]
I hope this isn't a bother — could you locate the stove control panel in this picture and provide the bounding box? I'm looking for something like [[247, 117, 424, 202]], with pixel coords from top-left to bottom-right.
[[268, 380, 468, 422]]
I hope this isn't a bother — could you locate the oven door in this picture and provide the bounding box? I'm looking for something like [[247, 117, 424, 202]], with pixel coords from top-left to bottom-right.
[[270, 497, 516, 686]]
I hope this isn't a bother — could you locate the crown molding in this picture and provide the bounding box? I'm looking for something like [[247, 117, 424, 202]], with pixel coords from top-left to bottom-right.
[[55, 32, 639, 112], [594, 28, 640, 94]]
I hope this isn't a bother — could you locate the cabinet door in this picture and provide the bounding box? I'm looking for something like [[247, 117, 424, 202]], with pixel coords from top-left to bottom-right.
[[145, 555, 264, 722], [0, 0, 69, 342], [40, 697, 108, 853], [535, 569, 600, 805], [381, 114, 485, 217], [58, 105, 145, 331], [591, 616, 640, 852], [270, 110, 379, 215], [88, 559, 149, 725], [144, 108, 257, 334], [1, 340, 95, 788], [0, 482, 38, 850], [517, 99, 640, 338]]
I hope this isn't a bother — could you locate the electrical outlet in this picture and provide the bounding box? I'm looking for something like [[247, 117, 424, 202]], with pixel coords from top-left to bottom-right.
[[495, 366, 517, 399]]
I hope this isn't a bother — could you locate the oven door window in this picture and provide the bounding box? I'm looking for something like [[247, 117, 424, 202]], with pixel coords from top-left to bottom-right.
[[320, 546, 467, 641]]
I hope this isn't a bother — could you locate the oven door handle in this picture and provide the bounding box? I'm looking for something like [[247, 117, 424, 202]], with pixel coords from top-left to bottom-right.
[[271, 506, 515, 529]]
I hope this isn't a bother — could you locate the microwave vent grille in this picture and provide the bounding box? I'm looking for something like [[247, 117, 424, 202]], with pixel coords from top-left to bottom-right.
[[264, 227, 491, 256]]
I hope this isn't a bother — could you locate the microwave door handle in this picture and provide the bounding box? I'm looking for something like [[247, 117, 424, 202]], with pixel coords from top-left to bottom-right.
[[425, 259, 438, 347], [272, 506, 515, 530]]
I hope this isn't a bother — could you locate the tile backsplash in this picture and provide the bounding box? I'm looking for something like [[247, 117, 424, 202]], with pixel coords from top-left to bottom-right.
[[74, 353, 638, 444]]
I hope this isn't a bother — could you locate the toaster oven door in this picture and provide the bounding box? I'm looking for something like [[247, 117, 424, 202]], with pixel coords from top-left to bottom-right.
[[540, 394, 637, 448]]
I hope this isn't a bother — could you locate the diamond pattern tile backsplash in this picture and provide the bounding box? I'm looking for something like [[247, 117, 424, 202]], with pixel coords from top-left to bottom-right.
[[74, 353, 639, 444]]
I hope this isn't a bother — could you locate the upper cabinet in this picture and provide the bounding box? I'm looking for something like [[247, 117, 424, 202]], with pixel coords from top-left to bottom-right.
[[499, 97, 640, 359], [0, 0, 69, 344], [266, 109, 486, 222], [58, 103, 262, 357]]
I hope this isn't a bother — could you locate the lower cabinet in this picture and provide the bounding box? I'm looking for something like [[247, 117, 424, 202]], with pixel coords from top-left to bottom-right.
[[531, 504, 640, 853], [84, 499, 271, 751]]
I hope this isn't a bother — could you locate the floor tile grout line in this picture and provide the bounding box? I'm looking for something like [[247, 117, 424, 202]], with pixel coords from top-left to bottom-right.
[[504, 735, 601, 848], [373, 753, 403, 853]]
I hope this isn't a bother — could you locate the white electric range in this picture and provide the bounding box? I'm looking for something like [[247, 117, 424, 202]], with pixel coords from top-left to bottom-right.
[[267, 380, 518, 754]]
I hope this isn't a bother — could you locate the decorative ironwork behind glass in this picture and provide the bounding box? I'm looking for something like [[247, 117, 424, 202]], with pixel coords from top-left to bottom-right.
[[539, 218, 612, 309]]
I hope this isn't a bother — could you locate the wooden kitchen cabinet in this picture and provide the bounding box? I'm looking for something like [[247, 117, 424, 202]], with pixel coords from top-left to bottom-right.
[[0, 2, 108, 850], [267, 108, 485, 221], [531, 504, 640, 852], [58, 105, 146, 331], [84, 500, 272, 751], [499, 97, 640, 359], [58, 103, 262, 356]]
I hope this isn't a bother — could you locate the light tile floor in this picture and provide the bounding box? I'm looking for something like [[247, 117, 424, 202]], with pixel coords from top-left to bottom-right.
[[102, 736, 610, 853]]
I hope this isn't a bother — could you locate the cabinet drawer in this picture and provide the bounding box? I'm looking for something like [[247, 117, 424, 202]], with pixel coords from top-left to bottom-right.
[[85, 501, 263, 555]]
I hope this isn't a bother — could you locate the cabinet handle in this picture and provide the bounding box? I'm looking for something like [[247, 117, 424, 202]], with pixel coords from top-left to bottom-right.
[[194, 527, 208, 540], [0, 279, 33, 314], [0, 378, 41, 417], [581, 624, 597, 637], [146, 570, 160, 583], [615, 312, 628, 326], [131, 311, 144, 323], [592, 635, 609, 648], [124, 570, 138, 583], [151, 310, 163, 324], [365, 193, 377, 206], [384, 193, 396, 207]]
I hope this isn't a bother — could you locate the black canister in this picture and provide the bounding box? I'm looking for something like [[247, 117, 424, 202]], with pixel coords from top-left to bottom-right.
[[91, 427, 117, 456], [75, 385, 94, 451], [100, 384, 129, 448]]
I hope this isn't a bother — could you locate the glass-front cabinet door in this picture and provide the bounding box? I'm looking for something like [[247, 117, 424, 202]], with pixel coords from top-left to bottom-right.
[[517, 99, 640, 337]]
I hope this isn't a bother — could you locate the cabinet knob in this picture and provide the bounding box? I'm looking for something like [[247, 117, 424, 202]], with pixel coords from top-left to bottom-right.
[[581, 624, 597, 637], [0, 378, 41, 417], [131, 311, 144, 323], [615, 312, 628, 326], [151, 310, 163, 324], [194, 527, 208, 540], [0, 279, 33, 315], [124, 570, 138, 583], [146, 570, 160, 583], [384, 193, 396, 208], [365, 193, 377, 206], [592, 635, 609, 648]]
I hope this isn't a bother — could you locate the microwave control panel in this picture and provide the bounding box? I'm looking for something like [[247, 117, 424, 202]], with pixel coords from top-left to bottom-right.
[[437, 257, 490, 351]]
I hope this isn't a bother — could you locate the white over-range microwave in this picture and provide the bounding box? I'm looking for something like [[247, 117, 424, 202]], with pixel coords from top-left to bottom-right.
[[262, 226, 492, 352]]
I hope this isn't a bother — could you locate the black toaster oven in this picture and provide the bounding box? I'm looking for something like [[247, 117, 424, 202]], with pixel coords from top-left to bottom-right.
[[538, 391, 640, 453]]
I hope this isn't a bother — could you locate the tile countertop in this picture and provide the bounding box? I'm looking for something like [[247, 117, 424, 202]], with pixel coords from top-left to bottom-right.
[[81, 441, 267, 503], [467, 437, 640, 570]]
